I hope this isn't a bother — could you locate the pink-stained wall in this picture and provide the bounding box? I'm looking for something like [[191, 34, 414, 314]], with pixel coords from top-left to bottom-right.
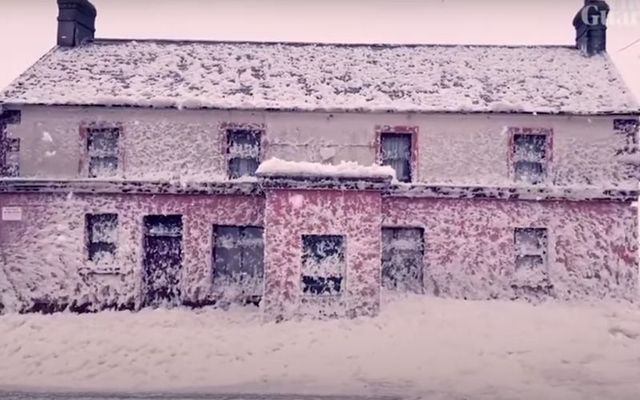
[[383, 197, 639, 301], [263, 189, 382, 318], [0, 193, 263, 310], [1, 189, 637, 314]]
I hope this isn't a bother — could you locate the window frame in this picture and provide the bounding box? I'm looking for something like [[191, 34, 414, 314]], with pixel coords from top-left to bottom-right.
[[376, 125, 418, 183], [301, 234, 346, 297], [220, 122, 266, 180], [80, 122, 124, 179], [508, 127, 553, 185], [85, 213, 118, 263]]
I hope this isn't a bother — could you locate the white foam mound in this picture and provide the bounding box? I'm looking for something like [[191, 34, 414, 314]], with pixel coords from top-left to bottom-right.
[[256, 157, 397, 180]]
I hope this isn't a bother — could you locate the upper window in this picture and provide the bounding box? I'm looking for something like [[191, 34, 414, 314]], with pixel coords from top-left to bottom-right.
[[512, 133, 548, 184], [87, 127, 120, 178], [86, 213, 118, 262], [380, 133, 412, 183], [382, 227, 424, 293], [514, 228, 548, 270], [0, 126, 19, 177], [614, 119, 639, 157], [301, 235, 345, 296], [227, 129, 261, 179], [212, 225, 264, 298]]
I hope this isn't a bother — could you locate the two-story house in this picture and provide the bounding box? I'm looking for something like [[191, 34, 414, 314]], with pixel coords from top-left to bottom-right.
[[0, 0, 638, 317]]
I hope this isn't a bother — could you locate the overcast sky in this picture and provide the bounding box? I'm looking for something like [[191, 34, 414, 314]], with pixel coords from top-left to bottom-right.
[[0, 0, 639, 99]]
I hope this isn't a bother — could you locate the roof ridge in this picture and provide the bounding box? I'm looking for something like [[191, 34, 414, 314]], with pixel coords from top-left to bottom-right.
[[91, 37, 576, 49]]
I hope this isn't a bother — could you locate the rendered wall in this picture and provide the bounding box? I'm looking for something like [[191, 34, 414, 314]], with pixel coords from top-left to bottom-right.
[[263, 189, 382, 318], [6, 106, 636, 188], [383, 197, 638, 301], [0, 193, 263, 311], [0, 190, 637, 313]]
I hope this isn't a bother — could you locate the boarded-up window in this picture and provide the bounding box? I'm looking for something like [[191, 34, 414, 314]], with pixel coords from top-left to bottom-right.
[[382, 227, 424, 293], [514, 228, 548, 270], [227, 129, 261, 179], [213, 225, 264, 297], [380, 133, 412, 182], [86, 214, 118, 262], [512, 134, 547, 184], [87, 127, 120, 178], [301, 235, 345, 296]]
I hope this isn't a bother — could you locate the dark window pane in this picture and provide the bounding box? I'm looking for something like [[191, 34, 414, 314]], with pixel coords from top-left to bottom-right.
[[88, 242, 116, 262], [302, 276, 343, 296], [1, 136, 20, 177], [88, 128, 119, 156], [87, 214, 118, 243], [228, 157, 259, 179], [86, 214, 118, 261], [513, 134, 547, 184], [514, 161, 544, 184], [302, 235, 345, 264], [301, 235, 345, 296], [513, 134, 546, 161], [227, 129, 260, 178], [381, 133, 412, 182], [144, 215, 183, 237], [89, 156, 118, 178], [1, 163, 19, 177], [7, 138, 20, 152], [515, 228, 547, 253]]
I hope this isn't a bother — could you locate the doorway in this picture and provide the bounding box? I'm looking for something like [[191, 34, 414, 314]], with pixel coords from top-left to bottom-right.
[[142, 215, 183, 307]]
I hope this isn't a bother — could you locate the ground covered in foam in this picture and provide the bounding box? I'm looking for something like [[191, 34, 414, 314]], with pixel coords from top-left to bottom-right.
[[0, 295, 639, 400]]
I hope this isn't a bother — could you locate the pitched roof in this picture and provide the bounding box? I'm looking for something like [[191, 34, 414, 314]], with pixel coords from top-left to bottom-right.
[[1, 39, 637, 114]]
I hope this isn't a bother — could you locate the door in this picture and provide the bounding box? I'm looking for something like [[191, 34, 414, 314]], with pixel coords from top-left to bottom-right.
[[142, 215, 183, 307]]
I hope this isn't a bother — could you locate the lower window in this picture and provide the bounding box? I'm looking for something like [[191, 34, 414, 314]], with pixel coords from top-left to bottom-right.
[[86, 213, 118, 262], [382, 227, 424, 293], [514, 227, 548, 270], [213, 225, 264, 297], [301, 235, 345, 296]]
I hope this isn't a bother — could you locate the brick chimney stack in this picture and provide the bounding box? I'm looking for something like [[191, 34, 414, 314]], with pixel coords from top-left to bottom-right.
[[57, 0, 97, 47], [573, 0, 610, 56]]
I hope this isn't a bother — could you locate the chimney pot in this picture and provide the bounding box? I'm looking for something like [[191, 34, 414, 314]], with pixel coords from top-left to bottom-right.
[[573, 0, 610, 56], [57, 0, 97, 47]]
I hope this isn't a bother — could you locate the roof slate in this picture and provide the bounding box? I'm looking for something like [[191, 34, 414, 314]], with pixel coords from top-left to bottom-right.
[[1, 39, 637, 114]]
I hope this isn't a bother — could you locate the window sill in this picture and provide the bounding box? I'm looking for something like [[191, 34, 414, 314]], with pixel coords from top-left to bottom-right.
[[79, 267, 123, 276]]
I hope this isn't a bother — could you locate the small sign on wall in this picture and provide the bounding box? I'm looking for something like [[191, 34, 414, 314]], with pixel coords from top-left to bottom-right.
[[2, 206, 22, 221]]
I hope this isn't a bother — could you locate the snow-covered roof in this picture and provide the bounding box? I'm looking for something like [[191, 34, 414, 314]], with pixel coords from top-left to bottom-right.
[[1, 39, 638, 114]]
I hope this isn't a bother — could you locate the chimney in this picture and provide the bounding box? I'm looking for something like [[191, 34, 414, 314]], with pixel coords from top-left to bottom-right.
[[57, 0, 97, 47], [573, 0, 610, 56]]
